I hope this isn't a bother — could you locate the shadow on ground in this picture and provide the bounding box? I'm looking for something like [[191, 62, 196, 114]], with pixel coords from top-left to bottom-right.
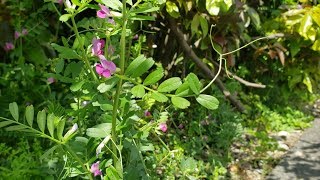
[[267, 118, 320, 180]]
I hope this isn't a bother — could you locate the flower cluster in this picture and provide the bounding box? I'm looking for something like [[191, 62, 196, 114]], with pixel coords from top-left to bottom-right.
[[92, 38, 116, 78], [3, 28, 28, 52], [90, 161, 102, 177]]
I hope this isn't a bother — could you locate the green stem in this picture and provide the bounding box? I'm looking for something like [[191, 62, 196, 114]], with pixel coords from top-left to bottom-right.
[[111, 0, 127, 167], [63, 144, 93, 180], [70, 16, 98, 82]]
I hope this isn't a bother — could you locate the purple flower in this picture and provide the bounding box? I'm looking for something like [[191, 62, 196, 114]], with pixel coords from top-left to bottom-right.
[[144, 110, 151, 117], [14, 31, 20, 40], [56, 0, 63, 5], [108, 45, 115, 55], [133, 34, 139, 40], [178, 123, 184, 129], [22, 28, 28, 35], [97, 4, 111, 19], [47, 77, 55, 84], [90, 161, 102, 177], [4, 42, 14, 52], [95, 55, 116, 78], [159, 122, 167, 133], [108, 18, 115, 25], [92, 38, 105, 56]]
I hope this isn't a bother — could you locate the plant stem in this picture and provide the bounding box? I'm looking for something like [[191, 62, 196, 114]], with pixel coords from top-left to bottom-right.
[[70, 16, 98, 82], [111, 0, 127, 169], [63, 144, 93, 180]]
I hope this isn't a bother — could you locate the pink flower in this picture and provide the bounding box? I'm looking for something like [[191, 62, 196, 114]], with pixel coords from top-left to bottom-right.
[[4, 42, 14, 52], [97, 4, 110, 19], [90, 161, 102, 177], [92, 38, 105, 56], [159, 122, 167, 133], [22, 28, 28, 35], [14, 31, 20, 40], [47, 77, 55, 84], [95, 55, 116, 78]]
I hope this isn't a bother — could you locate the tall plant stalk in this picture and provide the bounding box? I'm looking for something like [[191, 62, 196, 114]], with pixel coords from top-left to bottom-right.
[[111, 0, 127, 169]]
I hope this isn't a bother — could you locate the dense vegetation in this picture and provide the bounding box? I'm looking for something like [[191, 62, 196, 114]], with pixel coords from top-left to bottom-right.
[[0, 0, 319, 179]]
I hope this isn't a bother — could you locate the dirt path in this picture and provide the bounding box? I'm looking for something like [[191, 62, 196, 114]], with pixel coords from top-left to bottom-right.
[[266, 118, 320, 180]]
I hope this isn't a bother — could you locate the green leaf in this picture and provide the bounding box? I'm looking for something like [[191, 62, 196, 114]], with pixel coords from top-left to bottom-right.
[[55, 59, 64, 74], [130, 15, 156, 21], [9, 102, 19, 121], [247, 7, 261, 30], [125, 55, 154, 78], [25, 105, 34, 127], [166, 1, 180, 18], [191, 14, 200, 36], [71, 0, 81, 6], [0, 121, 14, 128], [151, 92, 168, 102], [70, 80, 85, 92], [57, 120, 65, 140], [311, 6, 320, 27], [131, 85, 145, 98], [143, 68, 164, 86], [130, 5, 159, 14], [196, 94, 219, 110], [6, 125, 26, 131], [206, 0, 220, 16], [303, 75, 313, 93], [299, 14, 313, 39], [51, 43, 81, 60], [171, 96, 190, 109], [97, 77, 119, 93], [158, 77, 182, 93], [47, 113, 55, 137], [199, 15, 208, 37], [37, 110, 46, 133], [186, 73, 200, 95], [59, 14, 72, 22], [86, 123, 112, 138], [101, 0, 122, 10], [175, 82, 193, 97]]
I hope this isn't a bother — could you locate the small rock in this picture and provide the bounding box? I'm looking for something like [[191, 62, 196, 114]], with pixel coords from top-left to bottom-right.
[[278, 141, 289, 150], [277, 131, 289, 139], [293, 150, 304, 158]]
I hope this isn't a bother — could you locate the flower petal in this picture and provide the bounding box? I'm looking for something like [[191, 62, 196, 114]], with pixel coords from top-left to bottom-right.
[[105, 61, 116, 73], [95, 64, 104, 75], [101, 70, 111, 78]]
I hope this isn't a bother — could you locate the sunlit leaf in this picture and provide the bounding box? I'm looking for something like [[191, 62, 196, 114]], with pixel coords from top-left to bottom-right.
[[143, 68, 164, 86], [196, 94, 219, 110], [131, 84, 145, 98], [171, 96, 190, 109], [186, 73, 200, 95], [158, 77, 182, 93], [166, 1, 180, 18], [151, 92, 168, 102]]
